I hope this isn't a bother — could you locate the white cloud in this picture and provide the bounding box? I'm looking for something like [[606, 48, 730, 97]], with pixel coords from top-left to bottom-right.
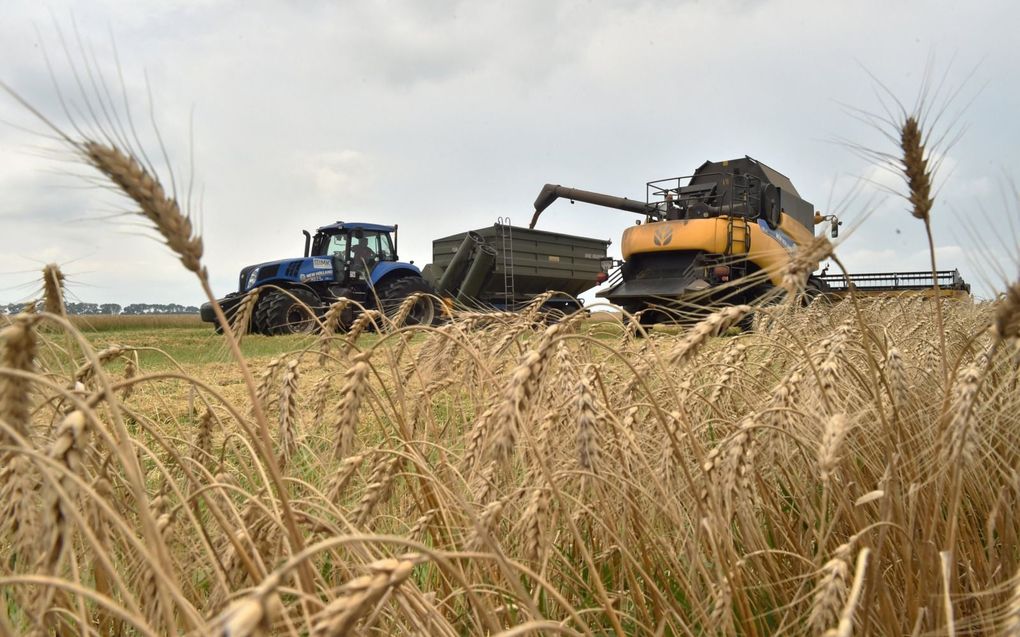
[[298, 149, 374, 202]]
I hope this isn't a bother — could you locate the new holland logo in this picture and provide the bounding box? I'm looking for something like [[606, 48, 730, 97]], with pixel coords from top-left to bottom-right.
[[653, 226, 673, 246]]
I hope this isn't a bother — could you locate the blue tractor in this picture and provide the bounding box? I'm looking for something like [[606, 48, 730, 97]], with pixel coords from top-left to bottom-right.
[[201, 222, 436, 334]]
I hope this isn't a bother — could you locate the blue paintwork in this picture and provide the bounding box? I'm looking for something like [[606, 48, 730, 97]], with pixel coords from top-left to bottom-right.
[[369, 261, 422, 286], [756, 219, 796, 251], [243, 256, 420, 292], [315, 221, 396, 234], [242, 257, 337, 291]]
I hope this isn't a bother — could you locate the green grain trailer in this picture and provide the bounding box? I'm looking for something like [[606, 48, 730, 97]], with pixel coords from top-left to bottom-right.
[[426, 222, 611, 312]]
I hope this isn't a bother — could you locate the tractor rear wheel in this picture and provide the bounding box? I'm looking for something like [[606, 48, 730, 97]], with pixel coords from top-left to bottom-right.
[[376, 276, 437, 327], [254, 288, 320, 335]]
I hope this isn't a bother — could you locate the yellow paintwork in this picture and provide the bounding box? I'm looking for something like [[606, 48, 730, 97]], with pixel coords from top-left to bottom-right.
[[620, 213, 812, 286]]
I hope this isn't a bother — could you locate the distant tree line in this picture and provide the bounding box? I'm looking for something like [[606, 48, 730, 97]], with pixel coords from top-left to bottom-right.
[[1, 302, 200, 315]]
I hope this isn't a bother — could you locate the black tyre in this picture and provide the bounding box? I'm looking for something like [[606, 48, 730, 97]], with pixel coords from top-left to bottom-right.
[[376, 276, 437, 327], [804, 276, 831, 306], [254, 288, 320, 335]]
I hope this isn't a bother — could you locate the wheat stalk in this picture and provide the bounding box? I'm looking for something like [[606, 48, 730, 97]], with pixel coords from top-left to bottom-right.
[[823, 548, 870, 637], [319, 298, 353, 364], [253, 357, 282, 416], [38, 410, 89, 574], [781, 235, 834, 298], [941, 363, 981, 467], [327, 452, 367, 502], [353, 453, 402, 528]]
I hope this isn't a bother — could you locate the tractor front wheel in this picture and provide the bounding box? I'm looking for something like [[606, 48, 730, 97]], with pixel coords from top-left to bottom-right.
[[254, 288, 320, 335], [376, 276, 437, 328]]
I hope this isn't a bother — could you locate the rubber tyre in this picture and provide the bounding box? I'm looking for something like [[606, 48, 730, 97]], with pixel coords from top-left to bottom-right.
[[254, 288, 320, 335], [376, 276, 437, 327], [804, 277, 831, 306]]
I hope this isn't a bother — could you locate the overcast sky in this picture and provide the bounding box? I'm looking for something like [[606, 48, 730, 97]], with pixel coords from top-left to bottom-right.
[[1, 0, 1017, 307]]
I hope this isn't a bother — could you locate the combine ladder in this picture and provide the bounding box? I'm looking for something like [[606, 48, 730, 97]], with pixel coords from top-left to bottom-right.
[[497, 217, 515, 307], [724, 216, 752, 278]]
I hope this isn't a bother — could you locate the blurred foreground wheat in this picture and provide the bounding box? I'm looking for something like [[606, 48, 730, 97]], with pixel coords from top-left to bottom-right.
[[2, 285, 1019, 635]]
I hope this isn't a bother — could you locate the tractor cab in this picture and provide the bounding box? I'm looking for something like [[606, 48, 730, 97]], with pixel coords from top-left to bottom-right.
[[305, 222, 401, 285]]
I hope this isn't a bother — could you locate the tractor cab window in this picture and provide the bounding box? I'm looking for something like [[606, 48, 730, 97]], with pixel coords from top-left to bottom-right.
[[325, 233, 350, 258], [351, 231, 395, 263], [321, 229, 395, 267]]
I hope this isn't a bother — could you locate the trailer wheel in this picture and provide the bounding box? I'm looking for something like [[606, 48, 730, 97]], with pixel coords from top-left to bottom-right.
[[377, 276, 437, 327], [255, 288, 320, 335]]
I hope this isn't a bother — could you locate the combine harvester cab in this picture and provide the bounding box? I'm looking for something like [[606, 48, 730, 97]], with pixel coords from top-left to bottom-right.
[[424, 221, 611, 317]]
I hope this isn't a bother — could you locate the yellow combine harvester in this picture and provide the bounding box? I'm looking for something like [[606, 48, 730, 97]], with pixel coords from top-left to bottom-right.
[[529, 156, 968, 320]]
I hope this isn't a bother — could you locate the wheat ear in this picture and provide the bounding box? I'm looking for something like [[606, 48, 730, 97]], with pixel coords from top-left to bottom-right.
[[41, 263, 67, 317], [809, 543, 852, 634], [81, 141, 203, 273], [0, 314, 38, 446], [278, 359, 300, 464], [576, 364, 601, 473], [667, 305, 751, 366], [313, 554, 423, 635], [333, 355, 371, 460], [230, 288, 261, 339], [900, 116, 933, 221]]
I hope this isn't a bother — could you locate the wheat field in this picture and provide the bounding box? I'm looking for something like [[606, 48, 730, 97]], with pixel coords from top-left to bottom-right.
[[2, 279, 1019, 635], [2, 55, 1020, 636]]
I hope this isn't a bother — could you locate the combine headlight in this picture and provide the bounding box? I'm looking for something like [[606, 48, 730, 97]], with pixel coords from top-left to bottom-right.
[[246, 267, 260, 290]]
